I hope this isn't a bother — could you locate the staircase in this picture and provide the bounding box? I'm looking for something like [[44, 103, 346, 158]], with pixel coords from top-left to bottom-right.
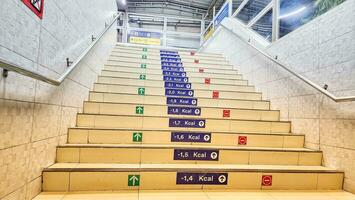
[[37, 45, 344, 197]]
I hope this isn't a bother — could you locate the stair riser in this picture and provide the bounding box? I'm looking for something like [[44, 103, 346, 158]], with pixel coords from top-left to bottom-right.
[[104, 65, 238, 75], [102, 68, 241, 80], [98, 77, 252, 92], [43, 171, 343, 191], [107, 60, 233, 70], [83, 102, 280, 121], [109, 54, 230, 65], [101, 71, 247, 85], [68, 129, 304, 148], [93, 84, 262, 101], [76, 115, 291, 133], [89, 92, 270, 110]]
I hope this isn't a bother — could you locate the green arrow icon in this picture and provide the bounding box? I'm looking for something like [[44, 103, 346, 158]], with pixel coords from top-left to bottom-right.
[[139, 74, 146, 80], [142, 47, 147, 52], [142, 55, 147, 59], [128, 175, 140, 186], [133, 132, 143, 142], [141, 63, 147, 68], [136, 106, 144, 114], [138, 87, 145, 95]]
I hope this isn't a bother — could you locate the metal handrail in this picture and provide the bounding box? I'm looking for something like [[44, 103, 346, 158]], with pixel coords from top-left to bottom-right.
[[221, 23, 355, 102], [0, 13, 121, 86]]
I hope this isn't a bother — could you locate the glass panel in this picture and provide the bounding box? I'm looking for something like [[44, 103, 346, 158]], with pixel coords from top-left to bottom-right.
[[236, 0, 272, 24], [251, 9, 273, 42], [279, 0, 347, 38], [128, 14, 164, 30], [166, 33, 200, 49], [233, 0, 244, 12], [166, 18, 201, 33]]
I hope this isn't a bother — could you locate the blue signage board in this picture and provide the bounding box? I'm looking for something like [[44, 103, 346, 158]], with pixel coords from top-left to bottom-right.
[[174, 149, 219, 161], [160, 50, 178, 55], [214, 1, 230, 27], [164, 82, 191, 89], [163, 71, 186, 77], [162, 66, 184, 72], [171, 132, 211, 143], [176, 173, 228, 185], [160, 54, 180, 58], [166, 97, 197, 106], [163, 76, 188, 82], [166, 89, 194, 97], [161, 61, 183, 67], [169, 118, 205, 128], [168, 106, 201, 116], [161, 57, 182, 62]]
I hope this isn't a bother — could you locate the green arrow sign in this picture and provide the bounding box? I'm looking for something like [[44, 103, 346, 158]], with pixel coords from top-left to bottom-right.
[[138, 87, 145, 95], [136, 106, 144, 114], [139, 74, 146, 80], [128, 175, 140, 186], [141, 63, 147, 68], [133, 132, 143, 142], [142, 47, 147, 52], [142, 55, 147, 59]]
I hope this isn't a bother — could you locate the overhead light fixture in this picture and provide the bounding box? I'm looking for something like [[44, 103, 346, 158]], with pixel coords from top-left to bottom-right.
[[122, 0, 126, 5], [279, 6, 307, 19]]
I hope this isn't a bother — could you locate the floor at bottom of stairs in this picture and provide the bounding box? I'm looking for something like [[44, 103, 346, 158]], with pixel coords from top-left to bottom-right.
[[33, 190, 355, 200]]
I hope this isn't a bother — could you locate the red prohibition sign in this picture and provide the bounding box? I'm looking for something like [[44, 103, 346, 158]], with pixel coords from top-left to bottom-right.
[[262, 175, 272, 186], [238, 136, 247, 145]]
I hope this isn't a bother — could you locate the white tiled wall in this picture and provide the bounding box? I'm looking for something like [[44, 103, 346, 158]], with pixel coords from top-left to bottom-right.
[[0, 0, 117, 199], [202, 0, 355, 193]]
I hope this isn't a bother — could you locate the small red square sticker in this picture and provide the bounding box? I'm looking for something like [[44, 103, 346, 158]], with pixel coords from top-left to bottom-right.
[[212, 91, 219, 99], [205, 78, 211, 84], [199, 68, 204, 73], [190, 52, 195, 56], [262, 175, 272, 186], [194, 59, 199, 64], [238, 136, 247, 145], [223, 110, 230, 118]]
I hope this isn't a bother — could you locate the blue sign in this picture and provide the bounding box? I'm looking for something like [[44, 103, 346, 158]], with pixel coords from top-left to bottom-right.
[[160, 54, 180, 58], [165, 82, 191, 89], [177, 173, 228, 185], [214, 1, 230, 27], [168, 106, 201, 116], [160, 50, 178, 55], [161, 57, 182, 62], [166, 89, 194, 97], [130, 30, 161, 38], [167, 97, 197, 106], [162, 66, 184, 72], [174, 149, 219, 161], [171, 132, 211, 143], [163, 76, 188, 82], [163, 71, 186, 77], [169, 118, 205, 128], [161, 61, 183, 67]]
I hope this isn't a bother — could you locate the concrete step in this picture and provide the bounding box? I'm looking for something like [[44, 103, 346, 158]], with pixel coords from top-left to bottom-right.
[[83, 102, 280, 121], [92, 84, 262, 101], [76, 114, 291, 133], [104, 63, 238, 75], [100, 71, 248, 85], [97, 77, 253, 92], [42, 163, 343, 191], [89, 92, 270, 110], [68, 128, 304, 148], [55, 144, 322, 166]]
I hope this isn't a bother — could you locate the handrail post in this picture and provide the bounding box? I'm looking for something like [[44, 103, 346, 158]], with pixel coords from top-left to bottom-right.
[[2, 69, 8, 78]]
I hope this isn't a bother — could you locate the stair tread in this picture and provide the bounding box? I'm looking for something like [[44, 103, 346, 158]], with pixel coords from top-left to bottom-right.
[[45, 163, 341, 173], [58, 144, 315, 152]]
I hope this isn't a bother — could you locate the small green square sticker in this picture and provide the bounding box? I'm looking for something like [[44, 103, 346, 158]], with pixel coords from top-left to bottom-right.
[[139, 74, 146, 80], [142, 54, 147, 59], [128, 175, 140, 186], [141, 63, 147, 68], [133, 132, 143, 142], [142, 48, 147, 52], [138, 87, 145, 95], [135, 106, 144, 114]]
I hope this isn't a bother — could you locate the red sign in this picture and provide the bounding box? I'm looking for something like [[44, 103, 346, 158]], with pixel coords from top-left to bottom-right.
[[223, 110, 230, 118], [238, 136, 247, 145], [262, 175, 272, 186], [194, 59, 199, 64], [205, 78, 211, 84], [199, 68, 204, 73], [22, 0, 44, 19], [190, 52, 195, 56], [212, 91, 219, 99]]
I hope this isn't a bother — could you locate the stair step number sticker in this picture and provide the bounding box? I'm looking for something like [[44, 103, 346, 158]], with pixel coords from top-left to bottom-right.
[[174, 149, 219, 161], [163, 71, 186, 77], [161, 61, 182, 67], [165, 82, 191, 89], [169, 118, 205, 128], [161, 66, 184, 72], [176, 173, 228, 185], [166, 97, 197, 106], [163, 76, 188, 83], [171, 132, 211, 143], [168, 106, 201, 116], [165, 89, 194, 97]]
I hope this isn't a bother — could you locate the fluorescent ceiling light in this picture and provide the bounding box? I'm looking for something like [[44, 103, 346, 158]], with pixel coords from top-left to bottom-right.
[[122, 0, 126, 5], [279, 6, 307, 19]]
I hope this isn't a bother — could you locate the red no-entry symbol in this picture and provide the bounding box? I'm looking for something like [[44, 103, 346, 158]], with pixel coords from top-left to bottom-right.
[[205, 78, 211, 84], [190, 52, 195, 56], [238, 136, 247, 145], [212, 91, 219, 99], [223, 110, 230, 117], [199, 68, 204, 73], [262, 175, 272, 186], [194, 59, 199, 64]]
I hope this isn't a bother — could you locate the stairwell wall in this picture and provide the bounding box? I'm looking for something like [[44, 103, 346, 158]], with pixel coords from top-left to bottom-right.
[[0, 0, 117, 199], [201, 0, 355, 193]]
